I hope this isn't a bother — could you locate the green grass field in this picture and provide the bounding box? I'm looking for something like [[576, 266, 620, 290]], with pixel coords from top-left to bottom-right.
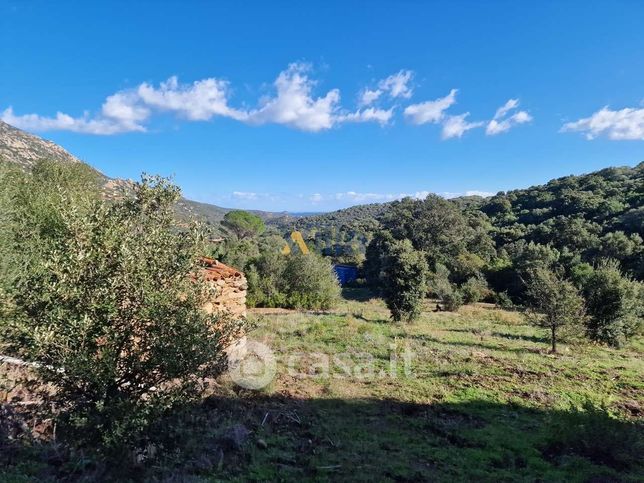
[[2, 289, 643, 481]]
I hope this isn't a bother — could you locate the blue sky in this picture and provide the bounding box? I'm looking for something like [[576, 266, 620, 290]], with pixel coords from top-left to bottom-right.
[[1, 1, 643, 212]]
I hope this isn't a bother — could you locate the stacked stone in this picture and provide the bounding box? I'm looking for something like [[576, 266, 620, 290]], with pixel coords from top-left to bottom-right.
[[200, 257, 247, 319]]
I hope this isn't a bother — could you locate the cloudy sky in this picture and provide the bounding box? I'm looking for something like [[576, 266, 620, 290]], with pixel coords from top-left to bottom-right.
[[1, 1, 642, 211]]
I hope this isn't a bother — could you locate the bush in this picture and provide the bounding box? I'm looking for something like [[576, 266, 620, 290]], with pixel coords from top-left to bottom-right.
[[427, 263, 453, 300], [246, 251, 340, 310], [582, 259, 643, 347], [494, 291, 515, 310], [460, 276, 489, 304], [0, 176, 242, 448], [380, 239, 429, 322], [0, 160, 100, 289], [442, 289, 464, 312], [282, 253, 341, 310], [245, 250, 287, 307]]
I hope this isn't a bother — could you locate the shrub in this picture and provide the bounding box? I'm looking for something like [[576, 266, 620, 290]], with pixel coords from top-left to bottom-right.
[[0, 160, 100, 289], [380, 239, 429, 322], [427, 263, 453, 300], [494, 291, 515, 310], [442, 289, 464, 312], [245, 250, 287, 307], [246, 251, 340, 310], [582, 259, 643, 347], [282, 253, 341, 310], [0, 175, 242, 448], [460, 276, 489, 304]]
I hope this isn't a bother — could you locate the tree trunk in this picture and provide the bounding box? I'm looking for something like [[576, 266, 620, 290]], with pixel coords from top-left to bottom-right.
[[551, 326, 557, 353]]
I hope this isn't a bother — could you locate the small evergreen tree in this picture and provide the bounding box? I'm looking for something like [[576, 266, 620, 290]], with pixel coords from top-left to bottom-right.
[[583, 259, 643, 347], [380, 239, 429, 322], [525, 268, 586, 353]]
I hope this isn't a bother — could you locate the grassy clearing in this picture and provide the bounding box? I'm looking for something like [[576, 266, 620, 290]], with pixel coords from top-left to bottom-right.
[[1, 288, 643, 481]]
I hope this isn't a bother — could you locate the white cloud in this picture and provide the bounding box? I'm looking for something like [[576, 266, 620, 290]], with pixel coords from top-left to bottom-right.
[[309, 193, 323, 203], [337, 107, 394, 125], [359, 88, 382, 106], [335, 191, 399, 202], [2, 65, 532, 138], [244, 63, 340, 132], [404, 89, 457, 125], [1, 64, 351, 134], [378, 70, 414, 99], [101, 91, 150, 128], [561, 106, 644, 140], [0, 106, 145, 135], [1, 75, 246, 135], [441, 190, 494, 198], [1, 74, 244, 135], [404, 89, 484, 139], [465, 190, 494, 197], [136, 76, 246, 121], [232, 191, 258, 201], [332, 190, 430, 203], [486, 99, 532, 135], [493, 98, 519, 120], [412, 191, 431, 199], [441, 113, 484, 139], [358, 70, 413, 106]]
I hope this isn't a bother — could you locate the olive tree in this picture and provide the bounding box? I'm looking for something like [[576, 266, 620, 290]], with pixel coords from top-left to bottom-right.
[[1, 175, 242, 447], [0, 160, 100, 289]]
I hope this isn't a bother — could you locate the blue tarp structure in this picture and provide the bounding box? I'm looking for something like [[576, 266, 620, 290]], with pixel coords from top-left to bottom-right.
[[333, 264, 358, 285]]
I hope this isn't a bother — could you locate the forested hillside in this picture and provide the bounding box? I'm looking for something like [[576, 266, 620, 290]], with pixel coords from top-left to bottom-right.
[[271, 163, 644, 279], [270, 203, 389, 263], [483, 164, 643, 276]]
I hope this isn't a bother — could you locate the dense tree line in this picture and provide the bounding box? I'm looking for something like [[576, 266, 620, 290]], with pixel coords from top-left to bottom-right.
[[273, 163, 643, 284], [482, 163, 644, 280], [350, 164, 643, 346], [270, 203, 388, 264]]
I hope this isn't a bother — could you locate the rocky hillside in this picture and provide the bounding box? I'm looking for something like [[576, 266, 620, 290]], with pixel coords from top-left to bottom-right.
[[0, 121, 83, 169], [0, 121, 245, 227]]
